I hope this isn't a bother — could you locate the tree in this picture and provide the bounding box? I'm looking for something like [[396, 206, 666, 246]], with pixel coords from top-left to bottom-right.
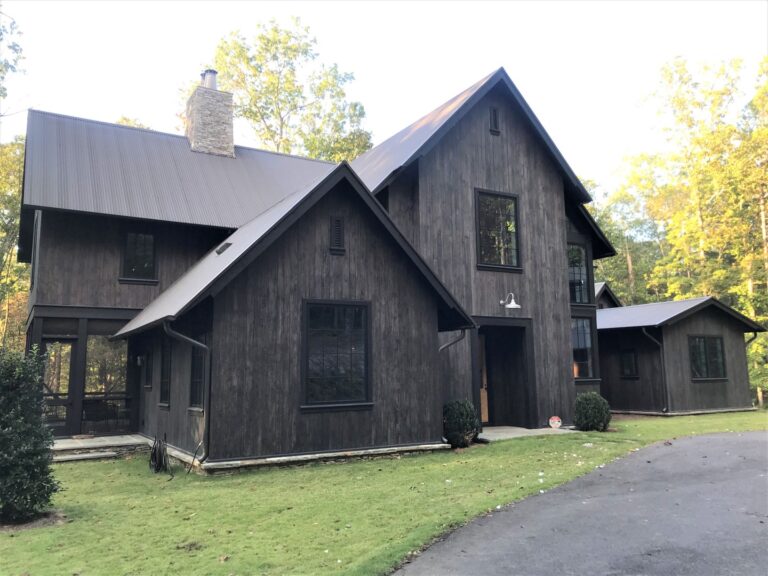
[[212, 18, 372, 162], [0, 7, 22, 103], [115, 116, 150, 129], [0, 136, 28, 352]]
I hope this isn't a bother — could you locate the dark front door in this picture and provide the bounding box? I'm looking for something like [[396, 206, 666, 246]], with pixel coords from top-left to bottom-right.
[[478, 325, 535, 428], [42, 339, 78, 436]]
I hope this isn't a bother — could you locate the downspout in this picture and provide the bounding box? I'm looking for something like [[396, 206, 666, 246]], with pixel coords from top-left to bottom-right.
[[163, 320, 211, 467], [745, 332, 758, 347], [642, 327, 671, 413], [439, 329, 466, 352]]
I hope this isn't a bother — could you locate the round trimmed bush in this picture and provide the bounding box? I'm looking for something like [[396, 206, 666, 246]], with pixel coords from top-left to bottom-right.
[[0, 347, 59, 523], [443, 400, 480, 448], [574, 391, 612, 432]]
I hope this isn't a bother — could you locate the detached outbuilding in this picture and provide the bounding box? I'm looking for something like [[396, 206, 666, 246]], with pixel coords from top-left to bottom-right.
[[597, 294, 764, 414]]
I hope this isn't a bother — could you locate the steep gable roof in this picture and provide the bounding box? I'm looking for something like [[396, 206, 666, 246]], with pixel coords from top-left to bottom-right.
[[352, 67, 592, 204], [594, 281, 622, 307], [115, 163, 474, 338], [19, 110, 334, 260], [597, 297, 764, 332]]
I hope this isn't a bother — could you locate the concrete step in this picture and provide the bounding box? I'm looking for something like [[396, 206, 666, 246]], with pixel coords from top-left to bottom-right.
[[53, 451, 119, 463]]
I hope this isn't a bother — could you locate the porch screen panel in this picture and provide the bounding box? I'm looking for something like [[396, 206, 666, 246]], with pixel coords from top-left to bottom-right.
[[83, 336, 129, 434]]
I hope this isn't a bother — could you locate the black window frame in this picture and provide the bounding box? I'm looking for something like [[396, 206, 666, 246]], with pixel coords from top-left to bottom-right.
[[567, 243, 590, 304], [301, 299, 372, 411], [688, 335, 727, 380], [159, 336, 171, 407], [475, 189, 522, 273], [620, 349, 639, 379], [489, 106, 501, 135], [189, 334, 206, 410], [142, 350, 153, 389], [120, 228, 157, 284], [570, 317, 595, 380]]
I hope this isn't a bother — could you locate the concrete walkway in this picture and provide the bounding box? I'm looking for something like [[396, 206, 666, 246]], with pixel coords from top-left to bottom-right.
[[397, 431, 768, 576], [478, 426, 574, 442], [53, 434, 148, 452]]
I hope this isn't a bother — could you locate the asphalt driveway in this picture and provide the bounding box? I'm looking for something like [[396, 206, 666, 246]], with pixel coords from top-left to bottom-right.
[[397, 431, 768, 576]]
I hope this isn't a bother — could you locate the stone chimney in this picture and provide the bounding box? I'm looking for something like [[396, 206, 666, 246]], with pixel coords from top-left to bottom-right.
[[185, 69, 235, 157]]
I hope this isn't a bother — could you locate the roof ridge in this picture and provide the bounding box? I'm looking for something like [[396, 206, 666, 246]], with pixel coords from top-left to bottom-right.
[[27, 109, 335, 165], [603, 296, 710, 310]]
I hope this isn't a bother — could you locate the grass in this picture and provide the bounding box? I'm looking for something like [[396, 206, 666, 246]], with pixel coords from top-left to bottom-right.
[[2, 411, 766, 576]]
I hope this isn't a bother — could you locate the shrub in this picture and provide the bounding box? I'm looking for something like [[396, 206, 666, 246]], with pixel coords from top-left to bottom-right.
[[443, 400, 480, 448], [574, 391, 612, 432], [0, 347, 59, 523]]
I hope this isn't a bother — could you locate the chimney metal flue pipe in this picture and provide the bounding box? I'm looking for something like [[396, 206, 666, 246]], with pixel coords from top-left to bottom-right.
[[201, 69, 218, 90]]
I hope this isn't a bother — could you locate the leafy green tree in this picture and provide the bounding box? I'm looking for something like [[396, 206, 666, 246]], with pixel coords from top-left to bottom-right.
[[115, 116, 149, 129], [0, 136, 28, 352], [0, 8, 22, 103], [213, 18, 372, 161]]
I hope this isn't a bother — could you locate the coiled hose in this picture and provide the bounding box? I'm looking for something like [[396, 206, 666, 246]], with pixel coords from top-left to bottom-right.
[[149, 435, 174, 479]]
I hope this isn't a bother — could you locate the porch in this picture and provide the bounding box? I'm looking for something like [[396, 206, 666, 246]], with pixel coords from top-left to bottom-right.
[[52, 434, 149, 462]]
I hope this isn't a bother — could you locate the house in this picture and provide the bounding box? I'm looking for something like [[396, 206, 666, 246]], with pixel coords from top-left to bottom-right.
[[596, 288, 764, 414], [20, 67, 614, 464], [595, 281, 622, 309]]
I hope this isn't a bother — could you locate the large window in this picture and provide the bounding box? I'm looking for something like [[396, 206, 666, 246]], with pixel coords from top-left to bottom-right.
[[85, 336, 127, 396], [476, 191, 520, 269], [304, 302, 369, 406], [160, 337, 172, 405], [689, 336, 726, 379], [189, 335, 205, 409], [568, 244, 589, 303], [571, 318, 594, 379], [123, 231, 155, 280]]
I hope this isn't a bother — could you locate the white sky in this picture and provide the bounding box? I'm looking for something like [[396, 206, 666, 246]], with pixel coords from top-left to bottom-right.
[[1, 0, 766, 195]]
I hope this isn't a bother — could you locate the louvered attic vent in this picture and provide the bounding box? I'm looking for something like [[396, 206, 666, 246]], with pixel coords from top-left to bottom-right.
[[489, 107, 500, 135], [330, 216, 345, 255]]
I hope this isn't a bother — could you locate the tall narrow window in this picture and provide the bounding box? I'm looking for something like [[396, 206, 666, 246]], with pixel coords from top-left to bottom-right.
[[304, 302, 369, 406], [489, 107, 500, 134], [689, 336, 726, 379], [620, 349, 638, 378], [476, 191, 520, 269], [329, 217, 345, 255], [142, 351, 153, 389], [571, 318, 594, 379], [189, 335, 205, 409], [568, 244, 589, 303], [159, 337, 171, 405], [123, 231, 156, 279]]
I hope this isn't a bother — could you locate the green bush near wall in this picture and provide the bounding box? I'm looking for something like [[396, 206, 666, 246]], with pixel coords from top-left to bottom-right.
[[443, 400, 480, 448], [0, 347, 59, 522], [574, 391, 612, 432]]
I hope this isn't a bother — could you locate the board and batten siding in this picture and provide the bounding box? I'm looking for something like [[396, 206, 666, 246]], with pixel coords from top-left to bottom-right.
[[662, 308, 753, 412], [393, 85, 574, 425], [207, 182, 443, 460], [33, 211, 228, 310], [598, 328, 666, 412]]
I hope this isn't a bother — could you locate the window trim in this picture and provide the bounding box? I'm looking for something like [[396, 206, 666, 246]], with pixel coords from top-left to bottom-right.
[[688, 335, 727, 381], [189, 333, 206, 410], [619, 348, 639, 379], [570, 315, 596, 380], [142, 350, 153, 389], [121, 227, 157, 282], [300, 299, 373, 411], [567, 242, 590, 304], [475, 189, 522, 273], [159, 336, 171, 408]]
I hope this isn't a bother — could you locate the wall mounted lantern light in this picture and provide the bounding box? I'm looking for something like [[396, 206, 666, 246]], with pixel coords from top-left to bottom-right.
[[499, 292, 521, 309]]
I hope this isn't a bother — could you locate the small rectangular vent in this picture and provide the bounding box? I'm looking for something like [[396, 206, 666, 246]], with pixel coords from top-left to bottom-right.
[[489, 107, 500, 135], [330, 217, 345, 255], [216, 242, 232, 255]]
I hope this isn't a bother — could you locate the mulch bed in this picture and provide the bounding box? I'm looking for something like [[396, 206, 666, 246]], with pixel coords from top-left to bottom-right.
[[0, 510, 67, 533]]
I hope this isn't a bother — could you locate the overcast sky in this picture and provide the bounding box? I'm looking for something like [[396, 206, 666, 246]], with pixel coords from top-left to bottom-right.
[[2, 0, 766, 195]]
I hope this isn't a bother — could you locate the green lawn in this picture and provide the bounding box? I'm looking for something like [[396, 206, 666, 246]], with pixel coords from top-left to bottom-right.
[[2, 412, 766, 576]]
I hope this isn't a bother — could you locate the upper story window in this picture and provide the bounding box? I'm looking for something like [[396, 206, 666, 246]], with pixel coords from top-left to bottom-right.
[[123, 231, 156, 280], [568, 244, 589, 303], [689, 336, 726, 379], [304, 301, 370, 407], [571, 318, 594, 379], [476, 190, 520, 270]]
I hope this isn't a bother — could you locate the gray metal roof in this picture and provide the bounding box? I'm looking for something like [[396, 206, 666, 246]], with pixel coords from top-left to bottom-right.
[[594, 282, 606, 295], [22, 109, 334, 229], [352, 67, 592, 204], [596, 297, 765, 332], [115, 164, 474, 338]]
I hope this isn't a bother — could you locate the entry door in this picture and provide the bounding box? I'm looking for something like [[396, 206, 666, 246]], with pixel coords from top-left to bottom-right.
[[42, 339, 77, 436]]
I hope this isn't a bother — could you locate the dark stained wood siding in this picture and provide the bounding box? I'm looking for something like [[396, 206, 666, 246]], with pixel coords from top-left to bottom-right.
[[599, 328, 666, 412], [400, 85, 574, 425], [662, 308, 752, 411], [207, 182, 443, 460], [380, 164, 420, 248], [33, 211, 228, 310]]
